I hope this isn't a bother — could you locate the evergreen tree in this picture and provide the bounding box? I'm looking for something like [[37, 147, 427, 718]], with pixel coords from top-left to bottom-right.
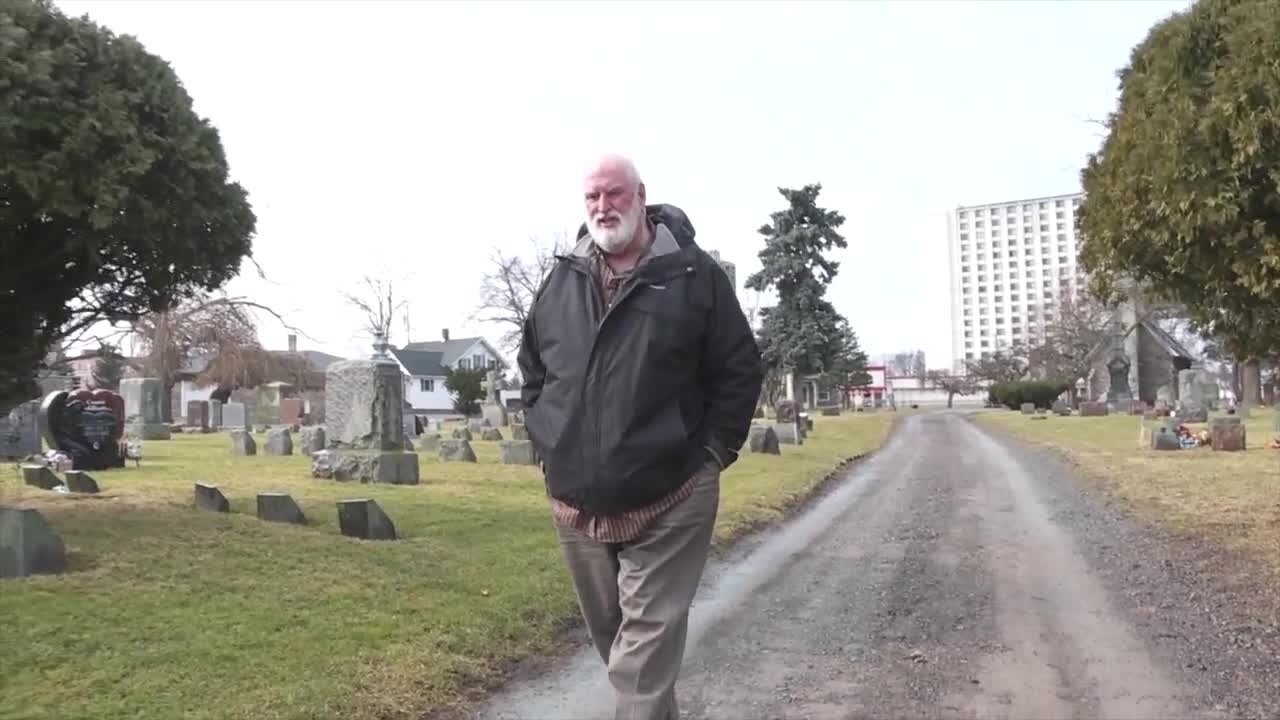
[[92, 345, 126, 390]]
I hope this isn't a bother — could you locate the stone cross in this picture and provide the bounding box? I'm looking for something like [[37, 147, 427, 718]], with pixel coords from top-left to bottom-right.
[[483, 369, 500, 404]]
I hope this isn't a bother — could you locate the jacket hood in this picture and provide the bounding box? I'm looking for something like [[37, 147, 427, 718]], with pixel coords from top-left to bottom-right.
[[575, 203, 697, 247]]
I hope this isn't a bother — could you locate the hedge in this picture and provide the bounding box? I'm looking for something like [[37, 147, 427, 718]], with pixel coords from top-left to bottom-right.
[[988, 380, 1071, 410]]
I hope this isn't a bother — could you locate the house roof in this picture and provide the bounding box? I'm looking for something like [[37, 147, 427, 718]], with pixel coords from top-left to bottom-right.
[[403, 336, 507, 368], [390, 348, 447, 377], [1141, 319, 1194, 359]]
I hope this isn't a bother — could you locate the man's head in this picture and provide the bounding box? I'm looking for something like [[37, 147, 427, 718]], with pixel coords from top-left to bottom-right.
[[583, 154, 646, 254]]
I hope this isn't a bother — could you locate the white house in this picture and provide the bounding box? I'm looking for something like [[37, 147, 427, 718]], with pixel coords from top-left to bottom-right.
[[393, 330, 508, 415]]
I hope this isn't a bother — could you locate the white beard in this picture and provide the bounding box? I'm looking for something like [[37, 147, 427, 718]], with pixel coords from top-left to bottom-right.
[[587, 203, 642, 254]]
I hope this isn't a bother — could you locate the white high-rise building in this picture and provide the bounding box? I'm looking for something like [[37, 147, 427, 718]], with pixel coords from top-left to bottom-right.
[[947, 192, 1087, 373]]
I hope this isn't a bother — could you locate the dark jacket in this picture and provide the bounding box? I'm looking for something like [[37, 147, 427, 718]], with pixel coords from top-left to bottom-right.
[[517, 204, 764, 516]]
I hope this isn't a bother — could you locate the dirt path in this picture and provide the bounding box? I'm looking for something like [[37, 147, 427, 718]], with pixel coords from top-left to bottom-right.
[[470, 412, 1277, 719]]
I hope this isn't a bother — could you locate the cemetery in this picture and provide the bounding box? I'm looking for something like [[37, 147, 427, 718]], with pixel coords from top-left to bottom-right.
[[0, 359, 895, 719]]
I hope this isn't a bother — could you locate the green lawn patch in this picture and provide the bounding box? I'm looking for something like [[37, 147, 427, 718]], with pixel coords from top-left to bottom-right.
[[0, 412, 895, 720], [974, 407, 1280, 578]]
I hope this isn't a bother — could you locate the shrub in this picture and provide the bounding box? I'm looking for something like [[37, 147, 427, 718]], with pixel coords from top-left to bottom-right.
[[990, 380, 1070, 410]]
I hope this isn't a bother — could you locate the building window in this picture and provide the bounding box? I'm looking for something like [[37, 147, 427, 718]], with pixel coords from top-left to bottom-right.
[[419, 378, 434, 392], [457, 358, 470, 370]]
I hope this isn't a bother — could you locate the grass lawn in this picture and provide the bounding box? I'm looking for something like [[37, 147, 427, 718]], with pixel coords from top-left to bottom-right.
[[0, 412, 895, 720], [974, 407, 1280, 577]]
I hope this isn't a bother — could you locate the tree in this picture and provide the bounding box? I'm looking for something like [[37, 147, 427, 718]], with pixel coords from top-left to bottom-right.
[[823, 318, 873, 406], [343, 277, 406, 344], [888, 352, 915, 377], [1, 0, 256, 403], [92, 344, 127, 390], [1024, 294, 1115, 384], [927, 370, 974, 409], [472, 233, 567, 355], [912, 351, 927, 380], [745, 184, 851, 376], [964, 345, 1028, 384], [1077, 0, 1280, 362], [444, 366, 486, 417]]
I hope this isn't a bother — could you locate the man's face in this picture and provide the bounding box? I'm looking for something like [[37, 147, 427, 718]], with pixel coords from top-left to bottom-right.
[[584, 166, 644, 254]]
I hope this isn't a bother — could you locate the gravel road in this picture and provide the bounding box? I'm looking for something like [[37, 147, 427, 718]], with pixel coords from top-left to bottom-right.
[[469, 412, 1280, 720]]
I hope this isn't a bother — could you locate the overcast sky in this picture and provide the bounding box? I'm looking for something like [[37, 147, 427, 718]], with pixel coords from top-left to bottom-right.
[[56, 0, 1191, 369]]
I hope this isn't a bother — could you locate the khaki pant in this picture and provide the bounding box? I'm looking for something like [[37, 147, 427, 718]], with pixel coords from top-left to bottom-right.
[[556, 464, 720, 720]]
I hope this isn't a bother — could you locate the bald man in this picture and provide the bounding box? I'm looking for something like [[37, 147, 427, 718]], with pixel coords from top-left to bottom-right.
[[518, 156, 764, 719]]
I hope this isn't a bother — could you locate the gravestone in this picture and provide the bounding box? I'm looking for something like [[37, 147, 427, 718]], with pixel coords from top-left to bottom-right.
[[0, 400, 41, 459], [186, 400, 210, 431], [223, 402, 248, 430], [452, 427, 473, 441], [1106, 351, 1133, 405], [820, 407, 840, 417], [468, 419, 485, 435], [300, 426, 326, 457], [439, 439, 477, 463], [321, 341, 418, 485], [209, 399, 223, 430], [1151, 426, 1181, 451], [417, 432, 440, 453], [0, 507, 66, 579], [194, 483, 230, 513], [480, 370, 508, 428], [510, 423, 529, 441], [310, 450, 419, 484], [499, 440, 538, 465], [480, 427, 503, 441], [1079, 401, 1109, 417], [402, 413, 417, 440], [337, 498, 397, 540], [1210, 417, 1246, 452], [1051, 400, 1070, 416], [1175, 406, 1208, 424], [773, 422, 801, 445], [230, 430, 257, 456], [1020, 403, 1036, 415], [748, 425, 781, 455], [279, 398, 304, 426], [119, 378, 171, 440], [265, 428, 293, 456], [22, 464, 60, 491], [39, 389, 125, 470], [257, 493, 307, 525], [64, 470, 100, 494]]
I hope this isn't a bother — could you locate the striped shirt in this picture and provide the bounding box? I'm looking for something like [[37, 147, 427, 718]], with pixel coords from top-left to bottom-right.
[[548, 224, 704, 543]]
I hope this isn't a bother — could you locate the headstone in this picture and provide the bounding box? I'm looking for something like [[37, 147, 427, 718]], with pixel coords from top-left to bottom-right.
[[820, 407, 840, 417], [209, 399, 223, 430], [1079, 401, 1109, 417], [1106, 351, 1133, 404], [0, 400, 41, 458], [223, 402, 248, 430], [230, 429, 257, 456], [1052, 400, 1070, 416], [39, 389, 125, 470], [186, 400, 210, 430], [257, 493, 307, 525], [300, 426, 326, 457], [336, 498, 397, 541], [278, 398, 304, 426], [1210, 417, 1246, 452], [22, 464, 61, 491], [417, 432, 441, 453], [402, 414, 417, 439], [467, 419, 484, 435], [774, 400, 798, 424], [265, 427, 294, 456], [1175, 406, 1208, 424], [748, 425, 781, 454], [510, 423, 529, 441], [480, 370, 509, 428], [1151, 426, 1181, 451], [0, 507, 66, 578], [452, 427, 473, 441], [194, 483, 230, 513], [439, 439, 477, 463], [480, 427, 503, 441], [321, 351, 418, 484], [64, 470, 100, 494], [499, 440, 538, 465], [773, 422, 802, 445], [1020, 403, 1036, 415], [118, 378, 171, 440]]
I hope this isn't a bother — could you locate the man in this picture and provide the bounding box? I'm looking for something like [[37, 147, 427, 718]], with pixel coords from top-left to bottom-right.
[[517, 154, 764, 719]]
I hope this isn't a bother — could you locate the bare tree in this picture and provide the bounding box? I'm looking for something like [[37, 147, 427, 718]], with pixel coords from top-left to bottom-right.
[[926, 370, 975, 409], [471, 233, 568, 355], [343, 277, 407, 344], [1024, 294, 1117, 384], [964, 344, 1028, 384], [129, 292, 307, 421]]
